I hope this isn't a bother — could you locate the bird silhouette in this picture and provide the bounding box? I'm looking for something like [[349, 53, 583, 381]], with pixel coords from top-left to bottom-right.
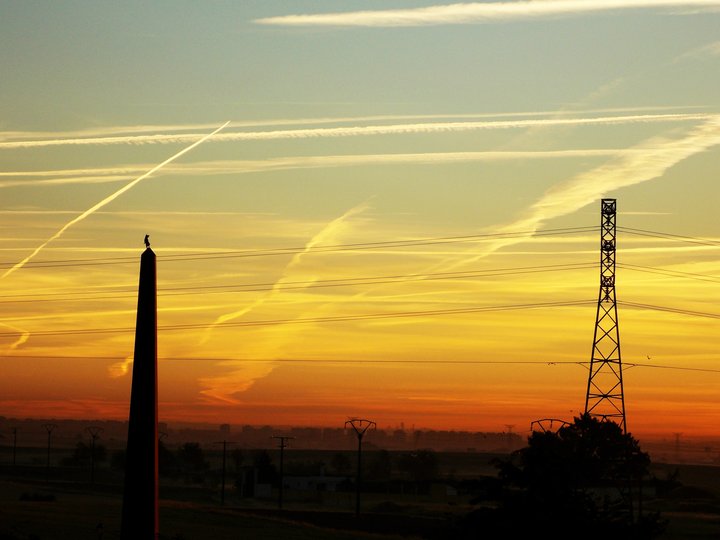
[[144, 234, 150, 248]]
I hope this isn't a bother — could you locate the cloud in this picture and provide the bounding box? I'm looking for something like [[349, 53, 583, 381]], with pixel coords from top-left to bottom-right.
[[108, 355, 134, 378], [674, 40, 720, 62], [198, 200, 374, 403], [0, 113, 708, 150], [0, 149, 656, 189], [443, 115, 720, 269], [0, 322, 30, 353], [325, 115, 720, 304], [203, 199, 374, 333], [254, 0, 720, 27]]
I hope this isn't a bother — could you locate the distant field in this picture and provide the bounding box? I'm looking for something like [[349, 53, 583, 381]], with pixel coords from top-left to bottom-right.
[[1, 452, 719, 539], [0, 478, 417, 540]]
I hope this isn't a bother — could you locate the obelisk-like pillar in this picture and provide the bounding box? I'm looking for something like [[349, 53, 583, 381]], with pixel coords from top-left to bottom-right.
[[121, 245, 158, 540]]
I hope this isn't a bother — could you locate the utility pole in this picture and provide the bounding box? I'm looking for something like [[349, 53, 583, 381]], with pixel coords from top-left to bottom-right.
[[43, 423, 57, 483], [674, 432, 682, 463], [345, 418, 376, 517], [214, 440, 236, 505], [272, 436, 294, 511], [11, 427, 18, 466], [584, 198, 627, 433], [86, 426, 104, 485], [504, 424, 515, 448]]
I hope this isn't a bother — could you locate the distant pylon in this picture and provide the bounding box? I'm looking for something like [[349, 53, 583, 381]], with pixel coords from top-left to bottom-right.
[[584, 198, 627, 433]]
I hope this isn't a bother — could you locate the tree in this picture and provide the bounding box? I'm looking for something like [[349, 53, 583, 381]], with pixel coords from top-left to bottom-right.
[[476, 414, 665, 539], [159, 439, 177, 476], [231, 448, 244, 472], [367, 449, 392, 482], [330, 452, 352, 475], [62, 441, 106, 466], [397, 449, 439, 493], [177, 443, 208, 473], [252, 449, 277, 484]]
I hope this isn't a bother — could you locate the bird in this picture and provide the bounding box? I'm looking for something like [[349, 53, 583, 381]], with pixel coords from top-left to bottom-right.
[[144, 234, 150, 248]]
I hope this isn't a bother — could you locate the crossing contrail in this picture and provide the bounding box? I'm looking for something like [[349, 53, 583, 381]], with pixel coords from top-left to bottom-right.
[[1, 121, 230, 280]]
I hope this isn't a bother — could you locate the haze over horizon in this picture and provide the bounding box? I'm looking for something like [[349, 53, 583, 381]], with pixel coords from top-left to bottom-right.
[[1, 2, 718, 439]]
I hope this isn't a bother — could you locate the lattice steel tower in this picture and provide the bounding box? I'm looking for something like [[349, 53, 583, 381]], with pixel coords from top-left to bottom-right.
[[584, 198, 627, 433]]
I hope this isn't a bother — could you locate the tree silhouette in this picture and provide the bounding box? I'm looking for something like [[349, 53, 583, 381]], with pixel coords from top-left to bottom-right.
[[473, 414, 666, 539], [252, 449, 277, 484], [177, 443, 208, 475]]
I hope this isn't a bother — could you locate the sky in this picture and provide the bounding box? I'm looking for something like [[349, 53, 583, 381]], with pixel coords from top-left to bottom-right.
[[0, 1, 718, 440]]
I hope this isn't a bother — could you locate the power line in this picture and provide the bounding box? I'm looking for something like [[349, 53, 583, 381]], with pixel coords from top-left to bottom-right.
[[618, 263, 720, 284], [619, 301, 720, 320], [0, 262, 596, 304], [0, 226, 595, 270], [2, 225, 716, 272], [1, 226, 715, 273], [2, 354, 719, 374], [618, 226, 720, 248], [1, 298, 717, 338], [0, 299, 595, 337], [3, 261, 717, 305]]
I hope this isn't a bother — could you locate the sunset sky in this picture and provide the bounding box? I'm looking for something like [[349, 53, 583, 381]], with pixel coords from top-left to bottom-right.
[[1, 1, 718, 440]]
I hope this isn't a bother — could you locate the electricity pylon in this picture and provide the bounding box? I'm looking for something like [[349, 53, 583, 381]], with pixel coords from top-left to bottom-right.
[[584, 198, 627, 433], [345, 418, 375, 517]]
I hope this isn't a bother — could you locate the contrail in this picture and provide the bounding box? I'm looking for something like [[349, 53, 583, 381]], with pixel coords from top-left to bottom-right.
[[0, 149, 653, 189], [1, 121, 230, 280], [254, 0, 720, 27], [0, 113, 708, 149], [200, 199, 373, 341], [198, 200, 373, 403], [1, 322, 30, 352]]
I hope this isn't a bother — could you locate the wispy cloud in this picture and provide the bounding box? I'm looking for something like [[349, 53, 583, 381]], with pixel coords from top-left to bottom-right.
[[0, 149, 656, 189], [0, 121, 229, 280], [255, 0, 720, 27], [674, 40, 720, 62], [443, 115, 720, 269], [0, 113, 708, 150], [198, 200, 373, 403], [203, 199, 373, 335], [108, 355, 134, 378], [322, 115, 720, 309], [0, 322, 30, 353]]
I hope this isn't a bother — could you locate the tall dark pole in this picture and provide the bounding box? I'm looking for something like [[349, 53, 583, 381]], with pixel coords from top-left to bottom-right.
[[272, 436, 294, 511], [213, 440, 236, 506], [345, 418, 375, 517], [121, 240, 159, 540], [11, 427, 17, 466], [86, 426, 103, 485], [221, 441, 227, 505], [43, 423, 57, 483]]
